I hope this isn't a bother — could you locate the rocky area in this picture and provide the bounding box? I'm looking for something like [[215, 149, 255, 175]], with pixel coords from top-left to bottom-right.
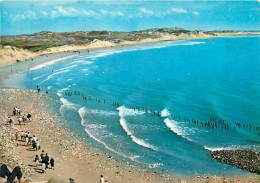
[[210, 150, 260, 175]]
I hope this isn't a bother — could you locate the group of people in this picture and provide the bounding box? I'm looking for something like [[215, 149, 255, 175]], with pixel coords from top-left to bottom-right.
[[17, 131, 40, 151], [7, 106, 32, 126], [12, 109, 55, 174], [35, 150, 55, 173], [12, 106, 21, 116], [1, 105, 57, 182]]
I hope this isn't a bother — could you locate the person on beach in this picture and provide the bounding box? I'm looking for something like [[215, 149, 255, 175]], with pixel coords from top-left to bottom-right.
[[20, 131, 25, 142], [32, 135, 37, 142], [22, 115, 27, 123], [15, 132, 18, 141], [40, 150, 46, 161], [43, 153, 49, 168], [7, 117, 12, 126], [32, 140, 37, 151], [69, 178, 74, 183], [12, 108, 16, 116], [18, 117, 23, 125], [100, 175, 105, 183], [36, 140, 40, 150], [26, 113, 31, 121], [27, 132, 31, 145], [50, 158, 54, 170], [0, 164, 23, 183], [42, 163, 46, 174], [34, 155, 39, 167], [17, 108, 21, 116], [25, 136, 29, 146]]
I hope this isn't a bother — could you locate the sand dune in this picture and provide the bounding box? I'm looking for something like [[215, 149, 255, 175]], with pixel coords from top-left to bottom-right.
[[0, 32, 214, 67]]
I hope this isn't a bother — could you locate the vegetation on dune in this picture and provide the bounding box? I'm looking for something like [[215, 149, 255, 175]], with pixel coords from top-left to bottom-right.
[[0, 28, 212, 52]]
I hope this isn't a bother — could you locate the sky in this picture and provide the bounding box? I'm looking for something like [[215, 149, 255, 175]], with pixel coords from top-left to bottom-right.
[[0, 0, 259, 35]]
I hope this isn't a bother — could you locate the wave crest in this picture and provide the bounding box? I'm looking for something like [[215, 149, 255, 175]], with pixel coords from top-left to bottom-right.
[[117, 105, 145, 117], [119, 117, 158, 151], [164, 118, 193, 142], [160, 108, 171, 117], [78, 107, 140, 161]]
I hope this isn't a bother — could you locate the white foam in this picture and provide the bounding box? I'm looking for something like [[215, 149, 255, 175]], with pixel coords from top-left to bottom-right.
[[117, 105, 145, 117], [47, 86, 52, 90], [39, 70, 70, 85], [65, 60, 94, 66], [30, 55, 76, 71], [139, 41, 206, 50], [203, 145, 260, 152], [33, 73, 48, 80], [83, 109, 117, 116], [57, 84, 72, 95], [160, 108, 171, 117], [178, 41, 206, 46], [117, 106, 159, 151], [78, 107, 139, 161], [82, 68, 89, 71], [164, 118, 193, 142], [148, 163, 163, 169], [67, 79, 73, 81], [54, 64, 77, 72], [87, 124, 107, 129], [203, 146, 234, 151], [33, 76, 41, 80], [59, 97, 77, 111], [119, 117, 158, 151]]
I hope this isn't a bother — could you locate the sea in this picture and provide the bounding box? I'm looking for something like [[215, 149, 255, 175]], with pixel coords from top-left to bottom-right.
[[1, 35, 259, 176]]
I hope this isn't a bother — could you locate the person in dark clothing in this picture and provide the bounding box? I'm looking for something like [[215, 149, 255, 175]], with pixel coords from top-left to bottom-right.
[[32, 141, 37, 151], [44, 153, 49, 168], [50, 158, 54, 169], [0, 164, 23, 183], [13, 108, 16, 116], [26, 113, 31, 121]]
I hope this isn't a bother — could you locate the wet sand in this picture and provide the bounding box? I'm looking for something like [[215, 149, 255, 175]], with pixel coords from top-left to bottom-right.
[[0, 89, 259, 183]]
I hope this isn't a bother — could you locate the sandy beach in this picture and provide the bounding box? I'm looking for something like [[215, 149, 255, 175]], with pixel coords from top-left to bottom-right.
[[0, 89, 259, 183], [1, 0, 260, 181], [0, 32, 215, 67]]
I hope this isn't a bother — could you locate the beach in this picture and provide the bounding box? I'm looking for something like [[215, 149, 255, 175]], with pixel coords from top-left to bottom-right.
[[0, 31, 215, 67], [0, 34, 260, 183], [1, 0, 260, 181], [0, 88, 259, 183]]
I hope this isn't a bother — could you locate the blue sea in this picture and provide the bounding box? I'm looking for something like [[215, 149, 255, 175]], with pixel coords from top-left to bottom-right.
[[1, 36, 260, 175]]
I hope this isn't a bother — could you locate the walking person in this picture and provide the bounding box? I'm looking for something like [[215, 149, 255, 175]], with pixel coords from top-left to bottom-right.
[[100, 175, 105, 183], [50, 158, 54, 170]]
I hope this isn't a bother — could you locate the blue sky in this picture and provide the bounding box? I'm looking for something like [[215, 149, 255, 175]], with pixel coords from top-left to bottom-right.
[[1, 0, 259, 35]]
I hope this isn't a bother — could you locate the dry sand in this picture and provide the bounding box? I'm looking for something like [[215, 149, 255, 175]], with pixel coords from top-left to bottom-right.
[[0, 89, 259, 183], [0, 32, 214, 67]]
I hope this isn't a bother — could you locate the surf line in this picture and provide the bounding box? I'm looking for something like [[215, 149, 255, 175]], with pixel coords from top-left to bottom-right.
[[78, 107, 158, 167], [117, 106, 187, 159]]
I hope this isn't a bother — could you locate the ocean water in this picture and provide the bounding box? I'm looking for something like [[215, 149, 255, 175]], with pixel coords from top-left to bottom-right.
[[1, 36, 260, 175]]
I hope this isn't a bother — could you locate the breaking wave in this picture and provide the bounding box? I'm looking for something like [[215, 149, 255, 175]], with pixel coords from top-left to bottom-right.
[[164, 118, 193, 142]]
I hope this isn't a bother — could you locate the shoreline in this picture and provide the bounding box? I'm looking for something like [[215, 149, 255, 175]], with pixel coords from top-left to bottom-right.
[[1, 32, 259, 69], [0, 36, 214, 87], [0, 89, 259, 182], [2, 31, 259, 67], [0, 34, 260, 182]]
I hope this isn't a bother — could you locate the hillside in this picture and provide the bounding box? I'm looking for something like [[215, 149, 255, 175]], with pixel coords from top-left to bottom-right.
[[0, 28, 213, 52]]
